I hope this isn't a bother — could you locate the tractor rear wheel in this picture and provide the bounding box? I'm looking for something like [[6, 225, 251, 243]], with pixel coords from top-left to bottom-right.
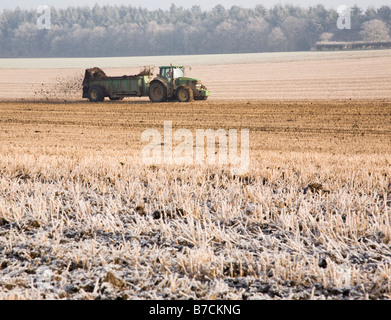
[[88, 86, 105, 102], [149, 81, 167, 102], [176, 86, 194, 103]]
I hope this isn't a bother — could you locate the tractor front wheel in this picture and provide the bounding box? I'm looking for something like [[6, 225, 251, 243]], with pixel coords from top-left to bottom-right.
[[176, 86, 194, 103]]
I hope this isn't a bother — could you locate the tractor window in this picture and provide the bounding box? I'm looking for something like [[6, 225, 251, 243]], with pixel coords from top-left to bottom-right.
[[173, 68, 184, 78], [161, 68, 172, 79]]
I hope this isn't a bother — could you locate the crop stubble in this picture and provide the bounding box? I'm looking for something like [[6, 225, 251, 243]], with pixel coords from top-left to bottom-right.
[[0, 99, 390, 300], [1, 45, 391, 301]]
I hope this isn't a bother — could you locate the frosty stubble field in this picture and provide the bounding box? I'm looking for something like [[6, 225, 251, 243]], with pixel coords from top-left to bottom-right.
[[0, 50, 391, 300]]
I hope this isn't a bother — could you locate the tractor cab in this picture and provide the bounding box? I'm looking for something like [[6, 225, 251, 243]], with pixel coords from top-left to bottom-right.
[[158, 65, 200, 90], [159, 66, 185, 79]]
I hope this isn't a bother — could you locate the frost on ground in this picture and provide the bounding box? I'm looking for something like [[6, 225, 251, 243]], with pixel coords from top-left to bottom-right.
[[0, 153, 390, 300], [0, 100, 390, 300]]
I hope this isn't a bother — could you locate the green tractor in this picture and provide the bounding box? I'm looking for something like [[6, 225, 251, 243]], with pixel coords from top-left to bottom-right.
[[148, 65, 210, 102], [82, 65, 210, 103]]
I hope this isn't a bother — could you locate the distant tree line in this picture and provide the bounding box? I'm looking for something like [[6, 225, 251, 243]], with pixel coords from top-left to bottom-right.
[[0, 4, 390, 58]]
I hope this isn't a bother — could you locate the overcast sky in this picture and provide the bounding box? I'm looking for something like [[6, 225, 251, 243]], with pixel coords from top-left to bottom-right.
[[0, 1, 389, 11]]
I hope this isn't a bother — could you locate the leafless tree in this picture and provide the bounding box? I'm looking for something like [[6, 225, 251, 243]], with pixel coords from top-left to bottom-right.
[[360, 19, 391, 41]]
